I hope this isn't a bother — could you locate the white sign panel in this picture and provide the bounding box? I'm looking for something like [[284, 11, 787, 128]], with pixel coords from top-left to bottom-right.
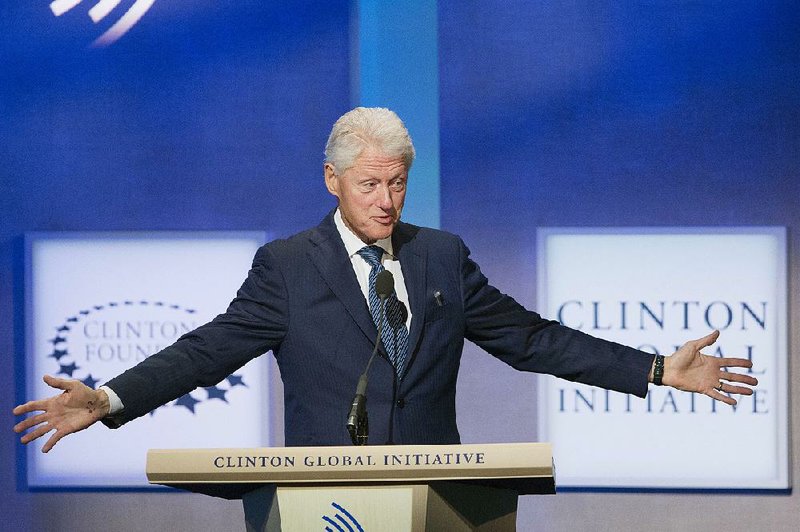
[[25, 232, 269, 488], [537, 228, 787, 489]]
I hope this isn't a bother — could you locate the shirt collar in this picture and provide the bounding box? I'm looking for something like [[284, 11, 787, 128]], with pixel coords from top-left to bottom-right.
[[334, 208, 395, 259]]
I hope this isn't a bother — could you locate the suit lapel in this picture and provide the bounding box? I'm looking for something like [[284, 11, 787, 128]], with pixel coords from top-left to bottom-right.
[[307, 212, 381, 349], [393, 222, 427, 360]]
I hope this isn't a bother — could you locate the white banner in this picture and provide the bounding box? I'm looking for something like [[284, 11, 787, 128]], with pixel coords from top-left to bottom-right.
[[537, 228, 787, 489], [25, 232, 269, 488]]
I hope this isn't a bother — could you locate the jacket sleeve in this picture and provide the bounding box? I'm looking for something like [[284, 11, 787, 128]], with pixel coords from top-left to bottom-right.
[[102, 244, 289, 427], [459, 238, 653, 398]]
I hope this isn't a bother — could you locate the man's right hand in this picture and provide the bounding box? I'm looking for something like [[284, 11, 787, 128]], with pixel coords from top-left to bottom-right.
[[13, 375, 110, 453]]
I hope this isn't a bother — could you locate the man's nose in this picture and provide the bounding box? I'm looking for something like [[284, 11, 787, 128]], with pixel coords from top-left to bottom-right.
[[376, 184, 392, 208]]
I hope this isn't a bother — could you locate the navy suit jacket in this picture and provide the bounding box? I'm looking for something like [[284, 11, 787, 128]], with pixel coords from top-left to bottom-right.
[[105, 211, 653, 445]]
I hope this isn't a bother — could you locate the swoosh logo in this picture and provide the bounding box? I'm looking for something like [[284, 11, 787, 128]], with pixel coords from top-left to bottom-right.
[[49, 0, 157, 47]]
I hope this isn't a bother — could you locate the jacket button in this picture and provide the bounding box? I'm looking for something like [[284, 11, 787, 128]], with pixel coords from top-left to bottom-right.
[[396, 397, 405, 408]]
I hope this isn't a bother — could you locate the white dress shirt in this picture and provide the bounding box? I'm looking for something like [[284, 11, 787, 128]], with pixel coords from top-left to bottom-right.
[[333, 208, 413, 331]]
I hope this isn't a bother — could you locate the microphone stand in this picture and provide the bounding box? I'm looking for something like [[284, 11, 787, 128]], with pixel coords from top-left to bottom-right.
[[347, 269, 394, 446]]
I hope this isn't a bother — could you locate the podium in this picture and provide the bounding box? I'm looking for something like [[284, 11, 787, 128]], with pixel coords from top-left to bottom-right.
[[147, 442, 555, 531]]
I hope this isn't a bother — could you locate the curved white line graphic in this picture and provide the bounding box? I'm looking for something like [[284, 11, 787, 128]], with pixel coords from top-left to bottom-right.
[[50, 0, 83, 17], [91, 0, 157, 47], [88, 0, 122, 23]]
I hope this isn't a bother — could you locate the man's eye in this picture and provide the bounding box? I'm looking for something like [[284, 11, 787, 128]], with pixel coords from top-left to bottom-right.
[[390, 181, 406, 192], [360, 182, 377, 191]]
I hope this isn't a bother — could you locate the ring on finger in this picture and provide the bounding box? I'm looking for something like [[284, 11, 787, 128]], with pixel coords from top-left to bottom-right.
[[715, 379, 724, 392]]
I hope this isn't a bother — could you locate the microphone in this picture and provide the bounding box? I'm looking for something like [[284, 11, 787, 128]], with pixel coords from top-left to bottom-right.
[[375, 269, 394, 300], [390, 301, 408, 328], [347, 270, 394, 445]]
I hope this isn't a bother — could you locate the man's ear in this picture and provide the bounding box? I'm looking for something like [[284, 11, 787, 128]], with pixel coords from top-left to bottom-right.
[[324, 163, 339, 197]]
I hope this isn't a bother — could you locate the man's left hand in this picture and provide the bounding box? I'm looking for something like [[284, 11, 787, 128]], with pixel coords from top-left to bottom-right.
[[660, 330, 758, 405]]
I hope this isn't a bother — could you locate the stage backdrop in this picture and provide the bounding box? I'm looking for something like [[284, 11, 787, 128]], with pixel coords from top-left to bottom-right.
[[2, 1, 799, 531]]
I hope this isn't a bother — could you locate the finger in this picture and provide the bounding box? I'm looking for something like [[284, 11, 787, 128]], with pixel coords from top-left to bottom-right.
[[13, 412, 48, 433], [42, 430, 67, 453], [19, 423, 55, 445], [708, 389, 737, 406], [695, 330, 720, 349], [721, 372, 758, 386], [720, 384, 754, 396], [716, 357, 754, 369], [43, 374, 74, 391], [12, 399, 50, 416]]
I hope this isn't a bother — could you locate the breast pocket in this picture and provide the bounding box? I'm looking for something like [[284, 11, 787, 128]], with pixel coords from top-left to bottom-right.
[[425, 289, 453, 323]]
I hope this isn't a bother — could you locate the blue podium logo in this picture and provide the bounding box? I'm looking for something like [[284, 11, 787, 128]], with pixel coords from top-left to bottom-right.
[[321, 502, 364, 532]]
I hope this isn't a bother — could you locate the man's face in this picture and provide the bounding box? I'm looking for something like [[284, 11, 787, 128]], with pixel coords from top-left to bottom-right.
[[325, 148, 408, 244]]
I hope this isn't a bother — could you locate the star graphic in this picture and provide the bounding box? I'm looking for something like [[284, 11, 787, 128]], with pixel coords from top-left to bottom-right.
[[49, 336, 66, 345], [82, 374, 100, 389], [49, 349, 69, 361], [56, 325, 70, 332], [58, 362, 79, 377], [67, 317, 78, 322], [205, 386, 228, 402], [227, 375, 247, 388], [79, 310, 90, 315], [174, 394, 200, 413], [109, 302, 118, 307], [185, 309, 196, 314], [93, 305, 104, 310]]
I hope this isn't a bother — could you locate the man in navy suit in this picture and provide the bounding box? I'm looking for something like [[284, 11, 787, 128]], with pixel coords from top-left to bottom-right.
[[14, 107, 758, 451]]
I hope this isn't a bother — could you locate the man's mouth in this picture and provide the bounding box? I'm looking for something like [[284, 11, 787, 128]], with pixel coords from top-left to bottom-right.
[[373, 215, 394, 224]]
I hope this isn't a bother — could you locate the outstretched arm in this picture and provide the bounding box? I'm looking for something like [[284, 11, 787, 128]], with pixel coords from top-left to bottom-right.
[[652, 330, 758, 405], [13, 375, 110, 453]]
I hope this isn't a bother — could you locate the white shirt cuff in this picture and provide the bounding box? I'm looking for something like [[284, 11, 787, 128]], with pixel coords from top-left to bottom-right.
[[99, 385, 124, 415]]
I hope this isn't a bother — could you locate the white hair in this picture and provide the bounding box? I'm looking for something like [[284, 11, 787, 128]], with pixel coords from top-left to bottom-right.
[[324, 107, 415, 174]]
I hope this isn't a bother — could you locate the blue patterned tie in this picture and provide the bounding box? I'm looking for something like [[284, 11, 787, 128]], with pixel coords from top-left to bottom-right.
[[357, 245, 409, 377]]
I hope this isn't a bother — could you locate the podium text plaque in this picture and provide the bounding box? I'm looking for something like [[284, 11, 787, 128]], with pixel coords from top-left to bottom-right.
[[147, 442, 555, 531]]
